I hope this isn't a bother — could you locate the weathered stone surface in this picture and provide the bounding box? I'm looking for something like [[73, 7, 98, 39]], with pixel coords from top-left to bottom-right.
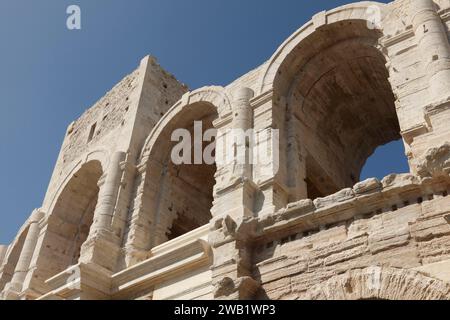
[[353, 178, 382, 195], [313, 188, 355, 209], [381, 173, 420, 190], [368, 226, 411, 254], [301, 267, 450, 300], [0, 247, 8, 272], [2, 0, 450, 300], [417, 143, 450, 178], [256, 255, 308, 284], [411, 213, 450, 242], [255, 180, 450, 300]]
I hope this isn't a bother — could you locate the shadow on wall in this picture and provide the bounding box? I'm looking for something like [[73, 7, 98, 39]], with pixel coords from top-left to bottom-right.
[[36, 160, 103, 282], [274, 19, 408, 200]]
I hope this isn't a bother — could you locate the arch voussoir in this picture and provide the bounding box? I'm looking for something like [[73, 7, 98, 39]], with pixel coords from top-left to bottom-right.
[[139, 86, 231, 162], [301, 267, 450, 300]]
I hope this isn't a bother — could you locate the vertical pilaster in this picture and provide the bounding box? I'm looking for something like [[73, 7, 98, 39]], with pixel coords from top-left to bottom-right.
[[409, 0, 450, 178], [2, 210, 43, 300], [251, 91, 288, 216], [231, 87, 254, 180], [79, 151, 126, 271], [286, 110, 308, 202], [210, 87, 260, 300], [91, 151, 126, 234], [122, 158, 164, 267], [212, 87, 256, 220], [411, 0, 450, 103]]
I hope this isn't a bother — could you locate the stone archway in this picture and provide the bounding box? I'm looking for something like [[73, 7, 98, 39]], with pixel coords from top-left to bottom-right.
[[258, 2, 388, 94], [301, 267, 450, 300], [123, 87, 231, 266], [155, 102, 218, 244], [257, 2, 406, 201], [140, 86, 232, 160], [291, 30, 400, 199], [0, 226, 28, 292], [26, 160, 103, 292]]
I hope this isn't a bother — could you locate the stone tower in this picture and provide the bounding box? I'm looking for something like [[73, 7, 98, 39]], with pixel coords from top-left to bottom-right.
[[1, 0, 450, 300]]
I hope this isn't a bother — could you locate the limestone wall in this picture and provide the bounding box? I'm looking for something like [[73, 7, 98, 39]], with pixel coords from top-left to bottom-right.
[[41, 56, 187, 215], [152, 265, 213, 300], [0, 56, 189, 299], [40, 68, 140, 213], [253, 175, 450, 299], [225, 63, 266, 95], [2, 0, 450, 301], [124, 56, 188, 158]]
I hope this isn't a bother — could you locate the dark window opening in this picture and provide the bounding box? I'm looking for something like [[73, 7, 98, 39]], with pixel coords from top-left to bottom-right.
[[44, 161, 102, 279], [87, 122, 97, 143], [281, 21, 408, 201]]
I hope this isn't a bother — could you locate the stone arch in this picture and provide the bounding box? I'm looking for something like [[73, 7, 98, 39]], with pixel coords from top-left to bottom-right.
[[44, 149, 109, 215], [301, 267, 450, 300], [140, 86, 232, 160], [32, 160, 103, 285], [256, 2, 407, 201], [131, 86, 227, 250], [258, 1, 388, 94]]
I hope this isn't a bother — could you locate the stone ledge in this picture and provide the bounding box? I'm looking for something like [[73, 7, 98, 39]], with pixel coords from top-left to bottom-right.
[[254, 174, 449, 243], [39, 262, 112, 300], [111, 229, 212, 296]]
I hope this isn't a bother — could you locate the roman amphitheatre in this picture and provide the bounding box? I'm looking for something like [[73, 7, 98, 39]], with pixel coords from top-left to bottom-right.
[[1, 0, 450, 300]]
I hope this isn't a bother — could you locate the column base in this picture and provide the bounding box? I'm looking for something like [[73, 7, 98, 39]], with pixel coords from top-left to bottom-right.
[[79, 231, 122, 272]]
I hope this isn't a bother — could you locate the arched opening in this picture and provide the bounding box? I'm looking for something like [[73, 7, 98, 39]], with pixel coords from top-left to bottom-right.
[[44, 160, 102, 277], [277, 20, 403, 199], [147, 102, 218, 246]]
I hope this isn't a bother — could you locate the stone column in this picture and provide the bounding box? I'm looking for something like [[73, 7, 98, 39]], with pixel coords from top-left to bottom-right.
[[91, 151, 126, 234], [286, 110, 308, 202], [122, 157, 167, 268], [248, 91, 288, 216], [3, 209, 43, 299], [409, 0, 450, 179], [212, 87, 257, 220], [411, 0, 450, 103], [210, 87, 260, 300], [231, 87, 254, 180], [79, 151, 126, 271]]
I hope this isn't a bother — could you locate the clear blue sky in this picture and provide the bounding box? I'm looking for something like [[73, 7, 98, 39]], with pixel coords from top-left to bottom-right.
[[0, 0, 404, 244]]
